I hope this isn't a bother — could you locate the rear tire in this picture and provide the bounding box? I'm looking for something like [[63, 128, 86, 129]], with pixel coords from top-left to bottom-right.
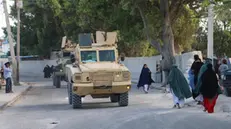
[[53, 75, 56, 86], [110, 94, 119, 103], [56, 76, 61, 88], [72, 93, 82, 109], [118, 92, 128, 106], [67, 83, 73, 104]]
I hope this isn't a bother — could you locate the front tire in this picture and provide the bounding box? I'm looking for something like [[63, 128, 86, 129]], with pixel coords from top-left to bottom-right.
[[56, 76, 61, 88], [118, 92, 128, 106], [72, 93, 82, 109], [67, 83, 73, 104]]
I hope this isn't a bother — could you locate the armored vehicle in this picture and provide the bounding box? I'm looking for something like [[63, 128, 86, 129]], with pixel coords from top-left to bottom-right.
[[52, 36, 76, 88], [65, 31, 131, 109]]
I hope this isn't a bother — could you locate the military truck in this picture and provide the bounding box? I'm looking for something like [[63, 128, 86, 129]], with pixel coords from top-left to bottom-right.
[[52, 36, 76, 88], [64, 31, 131, 109]]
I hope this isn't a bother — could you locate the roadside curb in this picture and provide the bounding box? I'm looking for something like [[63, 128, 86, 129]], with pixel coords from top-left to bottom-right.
[[0, 85, 33, 110], [132, 81, 165, 91]]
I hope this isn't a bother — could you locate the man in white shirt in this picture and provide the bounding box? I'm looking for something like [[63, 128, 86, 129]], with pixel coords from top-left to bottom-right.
[[4, 62, 13, 93]]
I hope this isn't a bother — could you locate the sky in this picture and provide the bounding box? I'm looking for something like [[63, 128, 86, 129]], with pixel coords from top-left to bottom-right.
[[0, 0, 14, 38]]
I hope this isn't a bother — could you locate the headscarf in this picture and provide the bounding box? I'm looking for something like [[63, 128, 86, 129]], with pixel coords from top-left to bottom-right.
[[200, 64, 219, 98], [168, 64, 192, 99], [137, 64, 151, 88], [194, 58, 213, 94]]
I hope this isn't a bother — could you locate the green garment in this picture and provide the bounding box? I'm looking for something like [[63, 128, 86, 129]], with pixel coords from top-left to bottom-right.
[[195, 59, 222, 95], [168, 65, 192, 99]]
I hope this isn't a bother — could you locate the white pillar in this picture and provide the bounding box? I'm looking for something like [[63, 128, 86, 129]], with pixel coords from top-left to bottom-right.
[[207, 3, 214, 63]]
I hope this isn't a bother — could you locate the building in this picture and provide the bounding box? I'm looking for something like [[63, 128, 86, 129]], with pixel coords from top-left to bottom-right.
[[0, 38, 16, 55]]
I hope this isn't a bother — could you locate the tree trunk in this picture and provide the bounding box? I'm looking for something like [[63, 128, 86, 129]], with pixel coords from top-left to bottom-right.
[[3, 0, 18, 85], [137, 0, 175, 83], [160, 0, 175, 72]]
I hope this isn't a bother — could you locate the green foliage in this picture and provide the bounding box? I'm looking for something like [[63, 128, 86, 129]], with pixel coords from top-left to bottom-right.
[[4, 0, 229, 58]]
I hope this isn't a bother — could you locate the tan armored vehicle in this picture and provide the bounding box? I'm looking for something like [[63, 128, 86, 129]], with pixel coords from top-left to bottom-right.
[[52, 37, 76, 88], [64, 31, 131, 109]]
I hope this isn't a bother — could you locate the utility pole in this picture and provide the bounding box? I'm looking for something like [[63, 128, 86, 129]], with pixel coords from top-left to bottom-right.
[[207, 1, 214, 64], [16, 0, 23, 84], [3, 0, 17, 85]]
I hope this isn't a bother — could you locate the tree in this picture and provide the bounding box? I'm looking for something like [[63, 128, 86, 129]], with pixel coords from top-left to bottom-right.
[[3, 0, 65, 57], [121, 0, 204, 73], [194, 0, 231, 57]]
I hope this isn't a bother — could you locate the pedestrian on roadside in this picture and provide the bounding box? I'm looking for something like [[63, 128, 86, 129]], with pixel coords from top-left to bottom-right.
[[219, 59, 228, 81], [137, 64, 154, 93], [166, 64, 192, 109], [4, 62, 13, 93], [190, 54, 204, 104], [200, 63, 222, 113]]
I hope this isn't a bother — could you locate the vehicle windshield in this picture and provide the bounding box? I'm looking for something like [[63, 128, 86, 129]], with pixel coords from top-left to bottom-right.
[[80, 51, 97, 63], [99, 50, 115, 62]]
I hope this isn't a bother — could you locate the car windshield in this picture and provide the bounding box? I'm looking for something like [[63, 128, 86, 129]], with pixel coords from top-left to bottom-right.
[[80, 51, 97, 63], [99, 50, 115, 62]]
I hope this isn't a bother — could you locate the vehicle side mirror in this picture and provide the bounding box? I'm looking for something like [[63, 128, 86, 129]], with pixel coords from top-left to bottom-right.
[[121, 56, 125, 61]]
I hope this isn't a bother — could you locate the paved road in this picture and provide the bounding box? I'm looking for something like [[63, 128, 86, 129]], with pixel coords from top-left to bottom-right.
[[0, 81, 231, 129]]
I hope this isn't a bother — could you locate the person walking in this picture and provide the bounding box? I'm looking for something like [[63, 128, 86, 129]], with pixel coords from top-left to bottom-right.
[[190, 55, 204, 104], [4, 62, 13, 93], [219, 59, 229, 80], [137, 64, 154, 93], [200, 63, 222, 113], [167, 64, 192, 109]]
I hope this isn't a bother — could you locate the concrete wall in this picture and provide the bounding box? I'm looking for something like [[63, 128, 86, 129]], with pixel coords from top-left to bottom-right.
[[19, 60, 57, 78], [18, 51, 202, 82], [122, 51, 202, 82]]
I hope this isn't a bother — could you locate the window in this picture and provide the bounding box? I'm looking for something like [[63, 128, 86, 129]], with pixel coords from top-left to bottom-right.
[[99, 50, 115, 62], [63, 52, 70, 57], [80, 51, 97, 63]]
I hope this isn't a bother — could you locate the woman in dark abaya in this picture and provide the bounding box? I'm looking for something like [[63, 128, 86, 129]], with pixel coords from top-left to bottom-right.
[[137, 64, 154, 93], [200, 63, 222, 113]]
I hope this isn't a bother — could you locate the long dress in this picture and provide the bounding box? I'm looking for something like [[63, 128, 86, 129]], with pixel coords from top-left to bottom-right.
[[201, 65, 221, 113], [168, 65, 192, 107], [137, 67, 152, 92]]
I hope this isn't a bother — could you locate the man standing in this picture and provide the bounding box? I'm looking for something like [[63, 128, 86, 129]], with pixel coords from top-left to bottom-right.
[[4, 62, 13, 93]]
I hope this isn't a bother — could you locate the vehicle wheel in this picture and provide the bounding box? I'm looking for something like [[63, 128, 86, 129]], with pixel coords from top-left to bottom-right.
[[118, 92, 128, 106], [56, 76, 61, 88], [110, 94, 119, 103], [224, 88, 231, 97], [72, 93, 82, 109], [67, 83, 73, 104], [53, 76, 56, 86]]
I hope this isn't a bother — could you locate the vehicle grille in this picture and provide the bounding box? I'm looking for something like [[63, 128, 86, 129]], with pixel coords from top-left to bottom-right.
[[92, 72, 113, 81]]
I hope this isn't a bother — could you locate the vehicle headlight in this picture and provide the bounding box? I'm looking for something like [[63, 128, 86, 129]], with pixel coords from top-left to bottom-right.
[[123, 71, 130, 81], [60, 69, 63, 72], [74, 73, 81, 82], [114, 72, 123, 82], [81, 73, 91, 82]]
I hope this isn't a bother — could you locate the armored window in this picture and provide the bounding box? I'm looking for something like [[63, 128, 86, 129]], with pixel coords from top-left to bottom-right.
[[80, 51, 97, 63], [99, 50, 115, 62]]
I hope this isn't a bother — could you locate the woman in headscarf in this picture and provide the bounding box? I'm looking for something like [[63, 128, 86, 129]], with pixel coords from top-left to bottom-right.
[[190, 55, 204, 103], [167, 64, 192, 109], [200, 63, 222, 113], [137, 64, 154, 93]]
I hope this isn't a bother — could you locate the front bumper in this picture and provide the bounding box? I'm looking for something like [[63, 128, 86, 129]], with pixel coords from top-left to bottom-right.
[[72, 81, 131, 96]]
